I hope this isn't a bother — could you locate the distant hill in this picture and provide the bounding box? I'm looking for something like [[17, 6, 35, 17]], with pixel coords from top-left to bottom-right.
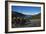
[[31, 13, 41, 19], [12, 11, 25, 18], [12, 11, 41, 19]]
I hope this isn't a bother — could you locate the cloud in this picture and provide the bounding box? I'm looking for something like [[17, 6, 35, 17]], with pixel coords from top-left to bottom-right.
[[22, 12, 40, 15]]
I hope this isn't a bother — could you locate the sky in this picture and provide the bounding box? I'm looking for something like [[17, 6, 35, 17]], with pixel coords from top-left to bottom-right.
[[12, 6, 41, 15]]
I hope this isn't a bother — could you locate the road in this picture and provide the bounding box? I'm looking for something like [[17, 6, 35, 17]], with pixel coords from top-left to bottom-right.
[[25, 19, 41, 27], [12, 19, 41, 28]]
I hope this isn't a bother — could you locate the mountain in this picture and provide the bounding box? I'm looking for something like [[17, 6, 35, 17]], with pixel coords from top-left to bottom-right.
[[31, 13, 41, 19], [12, 11, 26, 18], [12, 11, 41, 19], [12, 11, 32, 19]]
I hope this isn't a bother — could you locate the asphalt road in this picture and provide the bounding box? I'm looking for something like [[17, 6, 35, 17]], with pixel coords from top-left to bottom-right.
[[26, 19, 41, 27]]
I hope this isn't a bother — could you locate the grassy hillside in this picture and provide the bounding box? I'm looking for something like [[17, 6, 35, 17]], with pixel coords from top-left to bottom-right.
[[31, 13, 41, 19]]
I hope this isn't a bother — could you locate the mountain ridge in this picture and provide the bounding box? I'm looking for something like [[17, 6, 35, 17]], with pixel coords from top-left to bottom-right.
[[12, 11, 41, 19]]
